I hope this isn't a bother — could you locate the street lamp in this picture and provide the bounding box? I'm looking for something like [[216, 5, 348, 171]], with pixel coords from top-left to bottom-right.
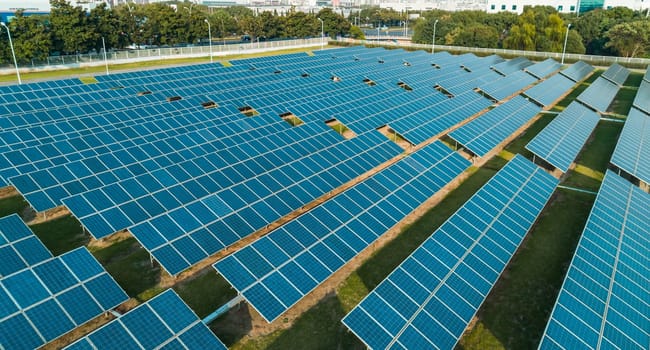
[[561, 23, 571, 64], [102, 37, 109, 75], [0, 22, 21, 84], [205, 19, 213, 63], [317, 18, 324, 50], [432, 19, 439, 55]]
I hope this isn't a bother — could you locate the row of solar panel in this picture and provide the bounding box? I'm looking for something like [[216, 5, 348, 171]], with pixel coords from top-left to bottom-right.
[[632, 79, 650, 115], [560, 61, 595, 82], [492, 56, 534, 76], [479, 70, 539, 101], [577, 77, 623, 113], [539, 171, 649, 350], [450, 95, 542, 157], [63, 121, 345, 238], [610, 107, 650, 187], [525, 58, 562, 80], [0, 214, 52, 277], [0, 245, 129, 350], [526, 102, 600, 173], [524, 74, 577, 107], [127, 130, 403, 275], [9, 111, 292, 210], [343, 155, 559, 350], [600, 63, 630, 86], [65, 289, 227, 350], [215, 141, 472, 322]]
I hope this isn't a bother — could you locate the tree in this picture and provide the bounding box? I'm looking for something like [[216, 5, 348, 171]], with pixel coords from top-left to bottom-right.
[[453, 24, 500, 48], [4, 11, 50, 63], [317, 8, 351, 38], [50, 0, 93, 54], [88, 4, 120, 51], [503, 23, 535, 50], [349, 26, 365, 39], [605, 21, 650, 57]]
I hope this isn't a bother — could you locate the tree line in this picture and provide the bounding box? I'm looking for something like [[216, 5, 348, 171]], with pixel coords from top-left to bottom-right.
[[0, 1, 649, 65]]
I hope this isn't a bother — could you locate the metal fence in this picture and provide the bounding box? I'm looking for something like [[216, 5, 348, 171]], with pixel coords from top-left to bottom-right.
[[334, 38, 650, 68], [0, 38, 322, 71]]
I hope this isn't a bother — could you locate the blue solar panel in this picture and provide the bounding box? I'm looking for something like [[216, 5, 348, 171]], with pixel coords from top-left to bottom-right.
[[65, 289, 226, 350], [215, 141, 471, 322], [610, 108, 650, 185], [525, 58, 562, 79], [539, 171, 649, 350], [0, 214, 52, 277], [479, 70, 539, 101], [601, 63, 630, 86], [577, 77, 622, 113], [491, 57, 534, 75], [449, 95, 542, 157], [343, 155, 559, 350], [526, 102, 600, 172], [0, 247, 128, 349], [632, 79, 650, 114], [524, 74, 576, 107], [560, 61, 595, 82]]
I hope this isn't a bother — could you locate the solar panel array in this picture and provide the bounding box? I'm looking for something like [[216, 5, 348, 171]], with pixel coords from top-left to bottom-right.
[[539, 171, 649, 350], [449, 95, 542, 157], [632, 79, 650, 115], [479, 70, 539, 101], [0, 247, 129, 350], [576, 77, 620, 113], [600, 63, 630, 86], [0, 214, 52, 277], [214, 141, 471, 322], [523, 73, 576, 107], [525, 58, 562, 79], [526, 102, 600, 173], [610, 108, 650, 185], [491, 57, 534, 76], [128, 131, 403, 276], [343, 155, 559, 350], [560, 61, 595, 82], [65, 289, 227, 350]]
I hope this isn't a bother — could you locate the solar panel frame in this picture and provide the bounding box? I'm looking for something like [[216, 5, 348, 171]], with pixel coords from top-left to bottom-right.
[[609, 108, 650, 185], [0, 214, 52, 277]]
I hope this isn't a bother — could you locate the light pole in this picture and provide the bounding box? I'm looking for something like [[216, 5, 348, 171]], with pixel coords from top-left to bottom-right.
[[561, 23, 571, 64], [102, 36, 109, 75], [0, 22, 21, 84], [220, 18, 226, 46], [432, 19, 439, 54], [317, 18, 324, 50], [205, 19, 213, 63]]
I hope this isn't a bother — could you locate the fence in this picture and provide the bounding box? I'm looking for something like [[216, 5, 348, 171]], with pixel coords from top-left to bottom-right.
[[0, 38, 322, 73], [333, 38, 650, 68]]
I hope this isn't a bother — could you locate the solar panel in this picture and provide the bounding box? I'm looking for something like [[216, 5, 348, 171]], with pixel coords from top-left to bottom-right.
[[600, 63, 630, 86], [524, 73, 576, 107], [526, 102, 600, 172], [65, 289, 226, 350], [525, 58, 562, 79], [560, 61, 595, 82], [0, 214, 52, 277], [539, 171, 649, 350], [129, 131, 403, 276], [0, 247, 128, 350], [343, 155, 559, 350], [479, 70, 539, 101], [449, 95, 542, 157], [632, 79, 650, 115], [644, 66, 650, 83], [491, 57, 534, 75], [610, 108, 650, 185], [576, 77, 620, 113], [214, 141, 471, 322]]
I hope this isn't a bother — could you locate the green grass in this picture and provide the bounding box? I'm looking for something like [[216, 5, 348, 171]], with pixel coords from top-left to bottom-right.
[[90, 237, 162, 300], [551, 71, 601, 112], [562, 120, 623, 191], [0, 195, 28, 218], [459, 189, 595, 350], [175, 269, 237, 319], [30, 215, 88, 256], [607, 71, 644, 115]]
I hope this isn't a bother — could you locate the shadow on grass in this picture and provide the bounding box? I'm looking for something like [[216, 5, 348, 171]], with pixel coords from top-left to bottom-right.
[[0, 195, 28, 218], [91, 237, 162, 299], [211, 301, 254, 347], [175, 268, 237, 318], [30, 215, 89, 256], [459, 189, 595, 350]]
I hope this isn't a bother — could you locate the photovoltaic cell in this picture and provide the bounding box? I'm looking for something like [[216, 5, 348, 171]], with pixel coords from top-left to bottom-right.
[[539, 171, 649, 350], [526, 102, 600, 172], [343, 155, 558, 350], [0, 247, 128, 350], [64, 289, 226, 350], [215, 141, 471, 322], [610, 108, 650, 185], [0, 214, 51, 277], [576, 77, 620, 113], [560, 61, 594, 82]]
